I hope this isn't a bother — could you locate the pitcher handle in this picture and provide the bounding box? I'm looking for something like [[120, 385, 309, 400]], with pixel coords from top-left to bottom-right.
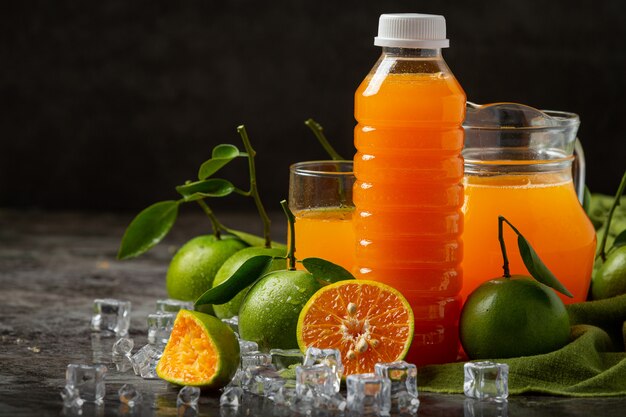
[[572, 138, 586, 203]]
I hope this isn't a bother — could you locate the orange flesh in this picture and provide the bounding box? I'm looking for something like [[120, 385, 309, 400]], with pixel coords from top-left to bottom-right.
[[157, 314, 218, 383], [299, 281, 412, 375]]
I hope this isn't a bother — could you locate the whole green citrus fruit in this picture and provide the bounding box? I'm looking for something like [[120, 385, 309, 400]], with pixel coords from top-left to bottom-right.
[[591, 246, 626, 300], [460, 275, 570, 359], [166, 235, 247, 302], [212, 246, 286, 319], [238, 270, 320, 350]]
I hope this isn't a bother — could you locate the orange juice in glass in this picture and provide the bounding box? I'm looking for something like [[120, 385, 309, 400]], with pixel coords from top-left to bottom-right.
[[288, 161, 355, 272], [461, 103, 596, 304]]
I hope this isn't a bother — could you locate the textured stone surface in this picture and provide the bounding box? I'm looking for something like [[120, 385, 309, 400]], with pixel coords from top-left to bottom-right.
[[1, 210, 626, 416]]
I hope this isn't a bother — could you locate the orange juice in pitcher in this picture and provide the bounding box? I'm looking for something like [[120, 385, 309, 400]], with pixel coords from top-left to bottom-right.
[[461, 103, 596, 304], [354, 14, 465, 365]]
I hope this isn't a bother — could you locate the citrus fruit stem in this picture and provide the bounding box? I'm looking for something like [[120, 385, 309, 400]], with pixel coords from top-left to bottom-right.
[[280, 200, 297, 271], [237, 125, 273, 248], [597, 170, 626, 262], [498, 215, 512, 278], [304, 118, 345, 161], [196, 199, 226, 239]]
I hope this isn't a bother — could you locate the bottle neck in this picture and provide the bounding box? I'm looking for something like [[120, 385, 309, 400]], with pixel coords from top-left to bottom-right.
[[381, 47, 442, 58]]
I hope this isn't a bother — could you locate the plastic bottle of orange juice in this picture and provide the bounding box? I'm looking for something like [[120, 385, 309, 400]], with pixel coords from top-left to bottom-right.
[[353, 14, 465, 366]]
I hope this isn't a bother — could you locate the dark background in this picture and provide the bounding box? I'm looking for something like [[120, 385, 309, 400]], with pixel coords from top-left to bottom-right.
[[1, 0, 625, 214]]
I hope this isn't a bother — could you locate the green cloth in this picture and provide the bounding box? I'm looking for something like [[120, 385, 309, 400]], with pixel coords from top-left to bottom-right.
[[418, 294, 626, 397]]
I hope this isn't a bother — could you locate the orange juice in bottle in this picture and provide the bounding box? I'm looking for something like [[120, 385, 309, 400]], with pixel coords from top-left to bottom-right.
[[353, 14, 465, 365]]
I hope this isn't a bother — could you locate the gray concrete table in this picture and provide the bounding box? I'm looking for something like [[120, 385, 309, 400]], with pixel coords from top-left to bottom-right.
[[1, 210, 625, 416]]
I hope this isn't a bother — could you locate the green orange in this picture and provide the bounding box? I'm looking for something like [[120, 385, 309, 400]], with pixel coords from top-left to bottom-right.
[[238, 270, 320, 350], [460, 275, 570, 359], [592, 246, 626, 300], [297, 280, 414, 375], [156, 310, 239, 388], [166, 235, 247, 302], [212, 246, 286, 319]]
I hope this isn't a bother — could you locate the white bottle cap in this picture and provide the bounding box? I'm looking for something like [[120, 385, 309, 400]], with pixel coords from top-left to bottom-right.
[[374, 13, 449, 49]]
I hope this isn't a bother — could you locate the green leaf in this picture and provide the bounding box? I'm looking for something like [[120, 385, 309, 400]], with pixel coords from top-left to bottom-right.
[[117, 200, 179, 260], [226, 228, 287, 251], [302, 257, 355, 284], [198, 144, 242, 180], [176, 179, 235, 201], [195, 255, 274, 306], [517, 235, 573, 298], [611, 230, 626, 250]]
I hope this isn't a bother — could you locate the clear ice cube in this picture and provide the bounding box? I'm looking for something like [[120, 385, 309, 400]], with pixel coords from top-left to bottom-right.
[[346, 373, 391, 415], [60, 386, 84, 408], [90, 298, 131, 337], [147, 312, 176, 345], [112, 337, 134, 358], [65, 363, 107, 404], [270, 348, 304, 370], [241, 365, 280, 394], [464, 361, 509, 401], [241, 351, 272, 369], [177, 385, 201, 407], [238, 340, 259, 355], [273, 381, 297, 407], [375, 360, 419, 413], [156, 298, 194, 313], [118, 383, 142, 407], [315, 392, 347, 411], [220, 386, 243, 407], [221, 316, 239, 334], [296, 364, 335, 398], [130, 344, 163, 379], [303, 347, 343, 393]]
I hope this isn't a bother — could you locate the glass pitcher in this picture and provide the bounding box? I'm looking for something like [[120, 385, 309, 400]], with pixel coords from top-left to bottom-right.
[[461, 103, 596, 304]]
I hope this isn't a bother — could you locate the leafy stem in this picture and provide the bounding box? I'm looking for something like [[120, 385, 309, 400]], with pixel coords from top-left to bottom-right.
[[497, 215, 572, 297], [237, 125, 272, 248], [305, 118, 345, 161], [596, 170, 626, 261], [196, 199, 225, 239], [280, 200, 297, 270]]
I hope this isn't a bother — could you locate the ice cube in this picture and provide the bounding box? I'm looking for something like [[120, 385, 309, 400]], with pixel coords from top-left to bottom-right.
[[177, 404, 199, 417], [226, 369, 244, 388], [65, 363, 107, 404], [177, 386, 201, 407], [60, 386, 84, 408], [346, 373, 391, 415], [220, 386, 243, 407], [221, 316, 239, 334], [303, 347, 343, 393], [118, 383, 142, 407], [464, 361, 509, 401], [270, 348, 304, 370], [114, 355, 133, 373], [375, 360, 419, 413], [464, 398, 509, 417], [296, 364, 335, 398], [112, 337, 134, 358], [90, 298, 131, 337], [273, 381, 297, 407], [238, 340, 259, 355], [156, 298, 194, 313], [241, 351, 272, 369], [130, 344, 163, 379], [147, 312, 176, 345], [241, 365, 280, 394]]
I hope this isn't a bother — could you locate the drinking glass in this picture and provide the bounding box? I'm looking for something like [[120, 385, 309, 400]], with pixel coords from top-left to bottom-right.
[[288, 161, 355, 272]]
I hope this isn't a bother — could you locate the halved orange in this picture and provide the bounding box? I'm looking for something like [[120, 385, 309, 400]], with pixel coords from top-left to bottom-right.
[[296, 280, 414, 375], [156, 310, 239, 388]]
